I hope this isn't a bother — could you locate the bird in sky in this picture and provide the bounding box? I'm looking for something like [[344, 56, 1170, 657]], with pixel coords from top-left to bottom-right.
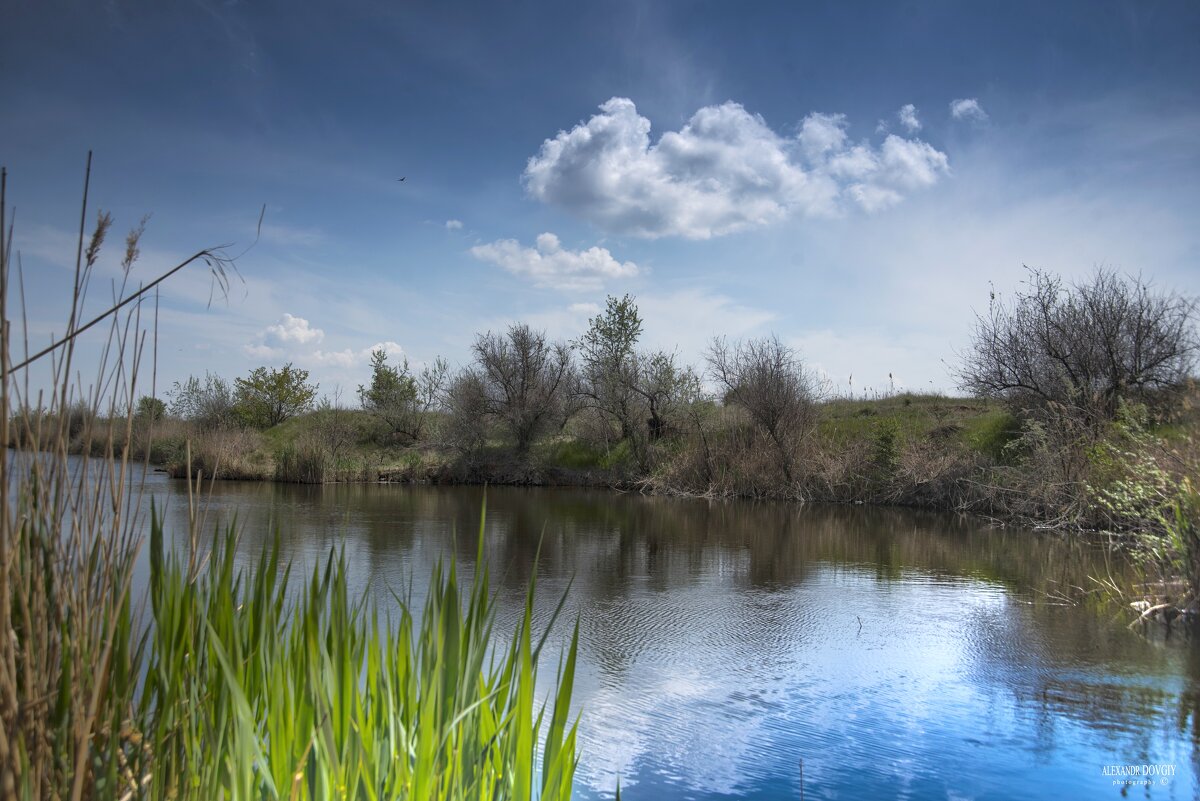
[[397, 177, 406, 182]]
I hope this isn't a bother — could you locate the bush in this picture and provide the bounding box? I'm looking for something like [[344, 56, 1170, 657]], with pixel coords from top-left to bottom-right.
[[169, 372, 237, 430], [707, 335, 820, 484], [957, 267, 1199, 425], [234, 363, 318, 429]]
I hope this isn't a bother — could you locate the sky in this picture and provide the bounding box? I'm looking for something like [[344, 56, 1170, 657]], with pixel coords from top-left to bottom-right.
[[2, 0, 1199, 401]]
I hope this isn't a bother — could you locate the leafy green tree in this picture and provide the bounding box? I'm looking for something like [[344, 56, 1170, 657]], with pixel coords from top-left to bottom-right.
[[573, 294, 642, 440], [233, 363, 317, 429], [135, 395, 167, 421], [357, 349, 448, 443]]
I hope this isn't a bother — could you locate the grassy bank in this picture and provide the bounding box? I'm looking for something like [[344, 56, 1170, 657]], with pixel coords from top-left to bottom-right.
[[60, 388, 1197, 527], [95, 386, 1200, 624]]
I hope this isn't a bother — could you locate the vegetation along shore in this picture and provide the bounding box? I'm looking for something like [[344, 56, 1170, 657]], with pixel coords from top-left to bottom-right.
[[19, 262, 1200, 623]]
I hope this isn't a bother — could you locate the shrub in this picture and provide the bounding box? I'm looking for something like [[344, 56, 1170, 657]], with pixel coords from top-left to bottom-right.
[[234, 363, 318, 429], [957, 267, 1199, 425]]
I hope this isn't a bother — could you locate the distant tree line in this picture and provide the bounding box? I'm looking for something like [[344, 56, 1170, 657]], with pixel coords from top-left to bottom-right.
[[146, 269, 1195, 498]]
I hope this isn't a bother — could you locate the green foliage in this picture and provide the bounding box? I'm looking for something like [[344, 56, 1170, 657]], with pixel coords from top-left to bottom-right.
[[575, 295, 642, 439], [359, 348, 418, 417], [578, 294, 642, 372], [964, 411, 1020, 461], [1089, 402, 1200, 595], [143, 504, 580, 800], [358, 349, 448, 443], [548, 439, 609, 470], [136, 394, 167, 421], [274, 438, 328, 483], [234, 363, 318, 429], [600, 439, 633, 470], [872, 419, 901, 477]]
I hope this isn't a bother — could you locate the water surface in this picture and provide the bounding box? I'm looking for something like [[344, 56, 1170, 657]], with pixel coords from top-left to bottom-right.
[[133, 472, 1199, 800]]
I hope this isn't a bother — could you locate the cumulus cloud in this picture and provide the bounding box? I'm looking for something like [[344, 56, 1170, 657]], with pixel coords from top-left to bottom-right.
[[950, 98, 988, 123], [897, 103, 921, 132], [265, 313, 324, 345], [445, 219, 463, 230], [312, 340, 405, 368], [469, 232, 639, 291], [243, 343, 281, 360], [310, 348, 358, 368], [523, 97, 950, 239]]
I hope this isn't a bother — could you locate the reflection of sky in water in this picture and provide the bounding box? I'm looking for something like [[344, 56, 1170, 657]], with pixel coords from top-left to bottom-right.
[[107, 465, 1200, 801]]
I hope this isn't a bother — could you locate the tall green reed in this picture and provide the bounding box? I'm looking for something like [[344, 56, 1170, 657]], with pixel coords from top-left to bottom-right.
[[142, 501, 580, 801]]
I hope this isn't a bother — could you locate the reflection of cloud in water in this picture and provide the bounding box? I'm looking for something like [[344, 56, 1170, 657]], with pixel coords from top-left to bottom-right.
[[575, 668, 761, 796], [115, 473, 1199, 801]]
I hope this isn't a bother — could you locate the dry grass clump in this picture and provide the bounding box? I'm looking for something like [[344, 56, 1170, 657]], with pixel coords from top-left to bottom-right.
[[0, 158, 236, 798], [166, 427, 271, 481]]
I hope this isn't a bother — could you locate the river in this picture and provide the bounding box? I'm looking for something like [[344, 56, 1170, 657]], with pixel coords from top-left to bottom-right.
[[128, 467, 1198, 800]]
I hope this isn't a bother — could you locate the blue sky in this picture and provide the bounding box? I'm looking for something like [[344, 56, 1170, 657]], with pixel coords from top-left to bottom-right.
[[3, 0, 1198, 399]]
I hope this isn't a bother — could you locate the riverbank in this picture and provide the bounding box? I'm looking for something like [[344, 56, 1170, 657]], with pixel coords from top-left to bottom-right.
[[56, 388, 1194, 625], [58, 390, 1195, 524], [73, 392, 1012, 489]]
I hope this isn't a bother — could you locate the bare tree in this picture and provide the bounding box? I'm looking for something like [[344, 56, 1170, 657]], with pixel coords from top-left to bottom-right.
[[168, 372, 235, 430], [706, 335, 819, 483], [443, 368, 490, 458], [472, 324, 573, 458], [956, 268, 1199, 422]]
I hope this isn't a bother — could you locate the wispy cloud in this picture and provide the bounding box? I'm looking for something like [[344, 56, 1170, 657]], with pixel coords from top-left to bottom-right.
[[950, 98, 988, 123], [523, 97, 950, 239], [445, 219, 464, 230], [897, 103, 921, 132], [469, 232, 639, 291], [257, 222, 325, 248]]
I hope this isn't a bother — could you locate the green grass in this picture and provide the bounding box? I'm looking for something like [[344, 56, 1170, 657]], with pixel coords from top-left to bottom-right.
[[817, 393, 1004, 453], [544, 437, 632, 471]]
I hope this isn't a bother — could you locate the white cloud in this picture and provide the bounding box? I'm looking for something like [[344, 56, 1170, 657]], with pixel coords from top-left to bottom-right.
[[265, 313, 324, 345], [568, 301, 602, 316], [523, 97, 950, 238], [243, 343, 281, 360], [469, 232, 639, 291], [898, 103, 921, 132], [367, 341, 405, 359], [950, 98, 988, 123], [312, 340, 404, 368], [636, 289, 776, 366], [798, 112, 849, 163], [310, 348, 358, 367], [445, 219, 463, 230]]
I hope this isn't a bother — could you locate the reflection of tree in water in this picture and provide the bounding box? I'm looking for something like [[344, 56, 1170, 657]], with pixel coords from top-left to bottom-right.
[[134, 475, 1200, 791]]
